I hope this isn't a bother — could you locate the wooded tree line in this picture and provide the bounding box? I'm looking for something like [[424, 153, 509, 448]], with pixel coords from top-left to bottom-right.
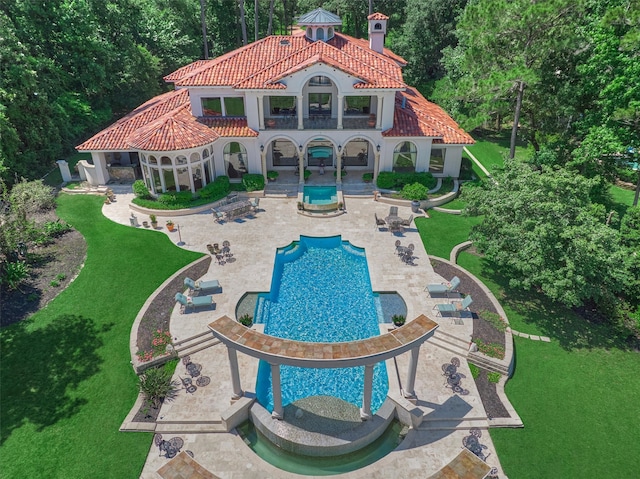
[[1, 1, 638, 334]]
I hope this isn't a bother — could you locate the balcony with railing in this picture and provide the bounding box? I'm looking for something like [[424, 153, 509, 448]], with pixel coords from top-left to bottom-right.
[[264, 115, 376, 131]]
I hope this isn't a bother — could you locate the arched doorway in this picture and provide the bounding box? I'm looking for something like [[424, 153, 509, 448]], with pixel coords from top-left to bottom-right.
[[393, 141, 417, 173], [270, 139, 298, 169], [306, 139, 335, 168], [343, 138, 372, 168]]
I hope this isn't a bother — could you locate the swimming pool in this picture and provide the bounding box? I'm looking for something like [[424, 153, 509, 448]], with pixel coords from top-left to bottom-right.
[[254, 236, 388, 413], [303, 186, 337, 205]]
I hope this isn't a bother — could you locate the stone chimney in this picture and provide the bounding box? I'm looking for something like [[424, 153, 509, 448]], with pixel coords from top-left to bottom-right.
[[367, 12, 388, 54]]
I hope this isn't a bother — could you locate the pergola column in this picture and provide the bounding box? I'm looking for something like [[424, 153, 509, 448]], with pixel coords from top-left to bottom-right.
[[360, 364, 375, 420], [260, 145, 267, 181], [227, 348, 244, 400], [298, 146, 305, 184], [373, 147, 381, 183], [336, 148, 342, 184], [270, 363, 284, 419], [402, 346, 420, 402], [337, 94, 344, 129], [297, 95, 304, 130]]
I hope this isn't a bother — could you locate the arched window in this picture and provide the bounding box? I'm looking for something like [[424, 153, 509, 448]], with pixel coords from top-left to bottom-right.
[[328, 27, 334, 38], [148, 155, 157, 165], [202, 148, 210, 158], [306, 27, 312, 39], [429, 148, 445, 173], [190, 152, 200, 163], [317, 28, 325, 40], [223, 142, 248, 180], [393, 142, 417, 173], [176, 155, 187, 165], [374, 23, 382, 30], [160, 156, 172, 165]]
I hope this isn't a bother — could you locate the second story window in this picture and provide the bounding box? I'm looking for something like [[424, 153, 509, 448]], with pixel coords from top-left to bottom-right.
[[309, 75, 332, 86], [201, 97, 245, 116]]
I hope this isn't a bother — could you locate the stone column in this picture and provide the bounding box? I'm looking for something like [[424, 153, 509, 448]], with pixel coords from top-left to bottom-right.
[[270, 363, 284, 419], [57, 160, 72, 182], [376, 96, 383, 129], [258, 95, 265, 130], [227, 348, 244, 400], [336, 150, 342, 184], [260, 146, 267, 181], [337, 94, 343, 129], [297, 95, 304, 130], [402, 346, 420, 402], [360, 364, 374, 420]]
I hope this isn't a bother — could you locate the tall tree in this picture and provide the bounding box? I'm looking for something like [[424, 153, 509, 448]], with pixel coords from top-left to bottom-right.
[[239, 0, 248, 45], [267, 0, 275, 35], [255, 0, 259, 41], [200, 0, 209, 59]]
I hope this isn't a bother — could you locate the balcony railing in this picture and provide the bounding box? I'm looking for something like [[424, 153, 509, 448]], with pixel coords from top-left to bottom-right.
[[264, 115, 376, 130]]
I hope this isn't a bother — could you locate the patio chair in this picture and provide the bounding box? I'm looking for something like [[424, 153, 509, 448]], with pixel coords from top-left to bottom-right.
[[425, 276, 461, 297], [250, 197, 260, 212], [184, 277, 222, 295], [433, 295, 473, 317], [401, 215, 414, 227], [389, 206, 398, 216], [374, 213, 386, 230], [212, 208, 225, 223], [175, 292, 215, 314]]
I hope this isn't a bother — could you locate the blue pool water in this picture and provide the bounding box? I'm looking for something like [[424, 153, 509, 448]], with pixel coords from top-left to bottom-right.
[[255, 236, 388, 413], [304, 186, 337, 205]]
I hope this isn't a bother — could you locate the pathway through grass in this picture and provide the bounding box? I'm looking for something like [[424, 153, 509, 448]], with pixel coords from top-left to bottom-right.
[[0, 194, 202, 479]]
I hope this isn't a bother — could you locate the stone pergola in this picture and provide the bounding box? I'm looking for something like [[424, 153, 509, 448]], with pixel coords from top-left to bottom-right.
[[208, 314, 438, 420]]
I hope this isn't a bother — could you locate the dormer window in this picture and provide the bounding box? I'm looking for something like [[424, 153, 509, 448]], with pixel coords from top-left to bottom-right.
[[309, 76, 332, 86]]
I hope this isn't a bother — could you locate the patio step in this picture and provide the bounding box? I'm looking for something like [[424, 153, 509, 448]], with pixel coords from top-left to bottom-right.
[[467, 352, 510, 376], [154, 422, 228, 434], [430, 330, 470, 357], [173, 330, 221, 358], [417, 417, 489, 432]]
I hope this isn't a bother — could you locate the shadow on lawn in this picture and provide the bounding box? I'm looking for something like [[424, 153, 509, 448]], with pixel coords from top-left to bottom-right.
[[476, 258, 631, 352], [0, 314, 108, 445]]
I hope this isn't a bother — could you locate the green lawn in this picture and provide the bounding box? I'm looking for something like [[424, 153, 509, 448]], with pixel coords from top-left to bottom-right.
[[466, 129, 531, 175], [0, 194, 202, 479], [416, 210, 482, 260]]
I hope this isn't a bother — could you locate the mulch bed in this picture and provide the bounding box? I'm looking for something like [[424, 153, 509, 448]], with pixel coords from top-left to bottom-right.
[[431, 256, 511, 419], [136, 256, 212, 355], [1, 212, 87, 327]]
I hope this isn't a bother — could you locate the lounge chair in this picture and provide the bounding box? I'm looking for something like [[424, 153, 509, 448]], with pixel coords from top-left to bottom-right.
[[425, 276, 461, 297], [433, 295, 473, 317], [184, 277, 222, 295], [375, 213, 386, 230], [175, 292, 215, 314]]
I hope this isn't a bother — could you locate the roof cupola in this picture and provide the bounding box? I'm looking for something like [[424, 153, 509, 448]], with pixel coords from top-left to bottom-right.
[[367, 12, 388, 54], [297, 8, 342, 42]]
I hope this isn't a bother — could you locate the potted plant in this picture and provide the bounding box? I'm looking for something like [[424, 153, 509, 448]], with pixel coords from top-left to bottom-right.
[[392, 314, 406, 327], [267, 170, 279, 182], [149, 214, 158, 229], [297, 201, 304, 211], [166, 220, 175, 232], [142, 220, 150, 228], [337, 201, 344, 210], [304, 169, 312, 181], [362, 172, 373, 183], [238, 314, 253, 327]]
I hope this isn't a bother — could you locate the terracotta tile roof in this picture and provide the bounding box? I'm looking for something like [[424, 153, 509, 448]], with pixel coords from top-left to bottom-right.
[[76, 89, 190, 151], [367, 12, 389, 21], [383, 87, 474, 144], [128, 106, 220, 151], [173, 33, 405, 90], [199, 118, 258, 137], [163, 60, 213, 82]]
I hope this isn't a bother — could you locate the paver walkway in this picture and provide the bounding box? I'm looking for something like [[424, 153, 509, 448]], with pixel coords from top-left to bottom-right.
[[101, 188, 506, 479]]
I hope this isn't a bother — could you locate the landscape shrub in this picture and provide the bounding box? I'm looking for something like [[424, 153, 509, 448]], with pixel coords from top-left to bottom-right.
[[617, 166, 638, 184], [132, 180, 151, 198], [468, 362, 480, 379], [138, 366, 179, 408], [0, 261, 30, 290], [401, 182, 429, 200], [199, 176, 230, 200], [242, 174, 265, 192], [157, 191, 193, 207], [376, 172, 436, 190]]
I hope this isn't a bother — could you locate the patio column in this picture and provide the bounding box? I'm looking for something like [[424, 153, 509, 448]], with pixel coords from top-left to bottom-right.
[[298, 146, 305, 184], [337, 94, 343, 129], [270, 363, 284, 419], [373, 147, 381, 182], [258, 95, 265, 130], [260, 145, 267, 181], [376, 96, 383, 129], [402, 346, 420, 402], [227, 347, 244, 400], [336, 150, 342, 184], [360, 363, 374, 420], [297, 95, 304, 130]]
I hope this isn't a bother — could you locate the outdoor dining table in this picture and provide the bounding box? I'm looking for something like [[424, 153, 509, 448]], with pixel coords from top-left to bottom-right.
[[385, 215, 404, 232], [213, 199, 252, 220]]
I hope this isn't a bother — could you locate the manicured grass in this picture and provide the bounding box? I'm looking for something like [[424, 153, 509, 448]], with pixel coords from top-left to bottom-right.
[[466, 129, 531, 175], [416, 210, 482, 260], [455, 251, 640, 478], [609, 184, 636, 209], [0, 194, 202, 479]]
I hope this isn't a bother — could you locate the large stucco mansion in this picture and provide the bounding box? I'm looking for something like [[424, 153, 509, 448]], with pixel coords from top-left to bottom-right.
[[76, 8, 473, 194]]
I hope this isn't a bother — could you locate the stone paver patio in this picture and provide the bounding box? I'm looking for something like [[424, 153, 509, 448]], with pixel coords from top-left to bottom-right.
[[102, 187, 505, 479]]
